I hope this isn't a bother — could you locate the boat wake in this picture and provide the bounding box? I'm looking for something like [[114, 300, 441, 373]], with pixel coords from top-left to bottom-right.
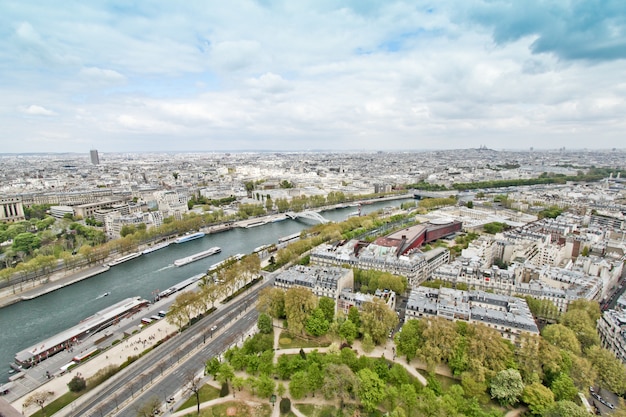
[[156, 264, 174, 272]]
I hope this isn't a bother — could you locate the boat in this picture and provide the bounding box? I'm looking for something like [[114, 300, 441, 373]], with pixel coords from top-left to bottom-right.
[[174, 232, 205, 244], [108, 252, 141, 267], [142, 241, 170, 254], [245, 220, 266, 228], [101, 292, 110, 297], [174, 247, 221, 267], [208, 253, 244, 273], [15, 297, 149, 368]]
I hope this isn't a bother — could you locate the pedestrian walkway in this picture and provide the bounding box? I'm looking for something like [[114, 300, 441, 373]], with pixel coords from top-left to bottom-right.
[[13, 318, 178, 415]]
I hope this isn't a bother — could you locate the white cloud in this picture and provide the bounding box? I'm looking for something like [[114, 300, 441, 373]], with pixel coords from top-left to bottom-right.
[[20, 105, 57, 116], [79, 67, 126, 83], [0, 1, 625, 152]]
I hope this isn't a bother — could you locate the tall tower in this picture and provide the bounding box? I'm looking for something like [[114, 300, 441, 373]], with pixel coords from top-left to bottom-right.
[[90, 149, 100, 165]]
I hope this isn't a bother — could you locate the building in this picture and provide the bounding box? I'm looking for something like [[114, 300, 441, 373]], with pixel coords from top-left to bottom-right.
[[49, 205, 75, 219], [597, 308, 626, 364], [273, 265, 354, 300], [337, 288, 396, 315], [90, 149, 100, 165], [405, 287, 539, 344], [0, 197, 25, 222]]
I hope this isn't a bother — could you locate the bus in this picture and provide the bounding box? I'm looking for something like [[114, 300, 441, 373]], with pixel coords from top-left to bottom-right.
[[72, 347, 99, 363]]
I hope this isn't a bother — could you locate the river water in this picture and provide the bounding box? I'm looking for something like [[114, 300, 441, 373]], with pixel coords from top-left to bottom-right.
[[0, 199, 411, 380]]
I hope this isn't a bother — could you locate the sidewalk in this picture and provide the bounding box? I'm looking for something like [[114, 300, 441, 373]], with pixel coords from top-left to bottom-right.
[[14, 318, 178, 415], [0, 264, 110, 308]]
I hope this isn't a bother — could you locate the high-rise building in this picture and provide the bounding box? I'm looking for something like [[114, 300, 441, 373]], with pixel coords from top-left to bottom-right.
[[90, 149, 100, 165]]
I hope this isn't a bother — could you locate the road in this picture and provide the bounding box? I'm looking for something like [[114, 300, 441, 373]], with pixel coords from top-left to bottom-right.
[[62, 280, 270, 417]]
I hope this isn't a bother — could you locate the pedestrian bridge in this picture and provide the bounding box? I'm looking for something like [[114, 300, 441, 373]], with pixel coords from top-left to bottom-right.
[[285, 211, 331, 224]]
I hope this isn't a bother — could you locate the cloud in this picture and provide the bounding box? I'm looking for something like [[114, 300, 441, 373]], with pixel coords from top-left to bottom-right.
[[462, 0, 626, 62], [20, 105, 57, 116], [79, 67, 126, 83]]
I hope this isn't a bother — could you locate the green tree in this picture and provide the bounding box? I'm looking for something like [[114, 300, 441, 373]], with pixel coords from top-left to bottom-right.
[[357, 368, 387, 412], [522, 382, 554, 416], [284, 287, 317, 335], [541, 324, 581, 355], [68, 375, 87, 392], [490, 369, 524, 406], [305, 308, 329, 336], [559, 309, 600, 351], [322, 364, 357, 408], [339, 319, 358, 344], [550, 373, 578, 402], [360, 298, 398, 345], [394, 319, 426, 361], [289, 371, 309, 399], [348, 306, 361, 329], [318, 296, 335, 322], [12, 232, 41, 253], [257, 287, 285, 319], [257, 313, 273, 334], [544, 400, 593, 417], [586, 345, 626, 394]]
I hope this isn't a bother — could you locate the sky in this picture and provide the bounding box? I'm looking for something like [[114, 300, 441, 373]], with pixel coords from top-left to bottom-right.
[[1, 0, 626, 153]]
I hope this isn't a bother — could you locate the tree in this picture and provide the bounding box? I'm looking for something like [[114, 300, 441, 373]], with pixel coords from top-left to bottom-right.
[[490, 369, 524, 406], [348, 306, 361, 329], [274, 397, 289, 415], [216, 362, 235, 387], [522, 382, 554, 416], [318, 296, 335, 322], [357, 368, 387, 412], [550, 373, 578, 402], [68, 375, 87, 392], [257, 313, 273, 334], [12, 232, 41, 254], [586, 345, 626, 394], [560, 308, 600, 350], [544, 400, 593, 417], [305, 308, 329, 336], [541, 324, 581, 355], [322, 364, 357, 407], [360, 298, 398, 345], [257, 287, 285, 319], [135, 396, 161, 417], [339, 319, 358, 344], [284, 287, 317, 335], [394, 319, 426, 361], [289, 371, 309, 399], [23, 391, 54, 416], [255, 374, 276, 398], [183, 372, 203, 415]]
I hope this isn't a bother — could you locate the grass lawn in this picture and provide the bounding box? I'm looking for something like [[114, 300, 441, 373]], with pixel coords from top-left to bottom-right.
[[185, 400, 271, 417], [30, 391, 82, 417], [176, 383, 221, 411], [295, 403, 383, 417], [278, 331, 332, 349]]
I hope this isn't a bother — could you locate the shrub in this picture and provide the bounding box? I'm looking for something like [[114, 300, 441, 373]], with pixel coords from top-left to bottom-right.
[[220, 382, 230, 397], [279, 397, 291, 413], [67, 375, 86, 392]]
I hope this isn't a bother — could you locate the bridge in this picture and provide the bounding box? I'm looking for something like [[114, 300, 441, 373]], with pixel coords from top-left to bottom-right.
[[285, 211, 331, 224]]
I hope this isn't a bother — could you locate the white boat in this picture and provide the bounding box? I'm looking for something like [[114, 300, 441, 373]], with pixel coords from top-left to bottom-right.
[[174, 247, 221, 267], [142, 242, 170, 255], [174, 232, 205, 244], [108, 252, 141, 267]]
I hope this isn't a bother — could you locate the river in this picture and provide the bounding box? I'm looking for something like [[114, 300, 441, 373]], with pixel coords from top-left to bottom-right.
[[0, 198, 412, 380]]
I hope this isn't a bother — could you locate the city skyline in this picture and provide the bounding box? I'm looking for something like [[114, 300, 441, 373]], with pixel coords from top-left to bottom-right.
[[2, 0, 625, 153]]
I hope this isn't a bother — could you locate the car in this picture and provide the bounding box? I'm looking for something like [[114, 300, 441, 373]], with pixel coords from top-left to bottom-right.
[[166, 397, 175, 403]]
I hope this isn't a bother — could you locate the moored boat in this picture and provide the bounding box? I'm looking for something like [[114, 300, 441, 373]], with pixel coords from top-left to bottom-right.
[[142, 241, 170, 254], [174, 247, 221, 267], [174, 232, 205, 244], [108, 252, 141, 267]]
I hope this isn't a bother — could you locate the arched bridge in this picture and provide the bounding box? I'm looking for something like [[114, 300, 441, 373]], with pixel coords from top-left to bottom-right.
[[285, 211, 331, 224]]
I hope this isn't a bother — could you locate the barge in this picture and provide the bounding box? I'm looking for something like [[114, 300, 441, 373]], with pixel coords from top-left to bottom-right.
[[108, 252, 141, 266], [15, 297, 148, 368], [174, 247, 221, 267], [174, 232, 205, 244]]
